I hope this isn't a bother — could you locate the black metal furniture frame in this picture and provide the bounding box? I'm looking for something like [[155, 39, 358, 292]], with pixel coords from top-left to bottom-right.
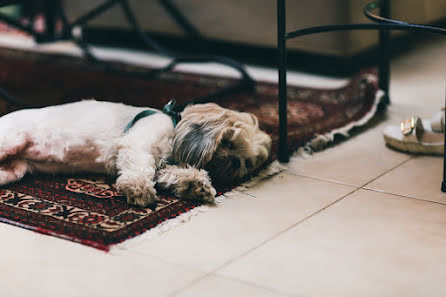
[[277, 0, 446, 191]]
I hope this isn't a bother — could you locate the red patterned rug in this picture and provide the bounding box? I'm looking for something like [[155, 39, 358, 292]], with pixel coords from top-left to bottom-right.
[[0, 46, 382, 250]]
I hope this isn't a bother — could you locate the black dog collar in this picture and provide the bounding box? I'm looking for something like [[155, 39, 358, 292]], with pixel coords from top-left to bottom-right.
[[123, 99, 181, 133]]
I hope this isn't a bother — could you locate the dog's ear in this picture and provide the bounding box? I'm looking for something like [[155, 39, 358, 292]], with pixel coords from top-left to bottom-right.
[[246, 112, 259, 126], [172, 122, 219, 168]]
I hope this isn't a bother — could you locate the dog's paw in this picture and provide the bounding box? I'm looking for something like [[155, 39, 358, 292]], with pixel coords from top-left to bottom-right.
[[0, 160, 29, 185], [117, 178, 157, 207], [176, 171, 217, 204]]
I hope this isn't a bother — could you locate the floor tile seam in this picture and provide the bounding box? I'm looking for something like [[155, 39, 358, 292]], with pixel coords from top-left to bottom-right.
[[359, 155, 416, 189], [211, 273, 306, 297], [166, 273, 215, 297], [232, 170, 354, 197], [361, 187, 446, 206], [209, 186, 361, 276], [111, 248, 211, 276], [273, 170, 358, 188], [286, 154, 416, 190]]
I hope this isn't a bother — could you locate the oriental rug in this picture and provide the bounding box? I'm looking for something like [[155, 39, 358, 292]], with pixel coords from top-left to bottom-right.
[[0, 46, 382, 250]]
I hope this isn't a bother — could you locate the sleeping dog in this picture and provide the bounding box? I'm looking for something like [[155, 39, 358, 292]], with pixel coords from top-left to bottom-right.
[[0, 100, 271, 206]]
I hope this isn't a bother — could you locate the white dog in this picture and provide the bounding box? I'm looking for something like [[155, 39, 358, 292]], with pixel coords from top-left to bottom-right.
[[0, 100, 271, 207]]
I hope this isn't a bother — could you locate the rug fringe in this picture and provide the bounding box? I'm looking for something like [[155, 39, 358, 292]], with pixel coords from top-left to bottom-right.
[[293, 78, 384, 159]]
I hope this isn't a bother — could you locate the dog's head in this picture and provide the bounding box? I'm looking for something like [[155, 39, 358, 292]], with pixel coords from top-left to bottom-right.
[[172, 103, 271, 184]]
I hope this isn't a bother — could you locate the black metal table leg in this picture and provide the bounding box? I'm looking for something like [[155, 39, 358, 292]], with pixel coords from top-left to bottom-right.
[[379, 0, 391, 105], [277, 0, 289, 163]]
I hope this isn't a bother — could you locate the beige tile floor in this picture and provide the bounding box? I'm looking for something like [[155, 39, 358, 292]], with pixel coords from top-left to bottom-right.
[[1, 34, 446, 297]]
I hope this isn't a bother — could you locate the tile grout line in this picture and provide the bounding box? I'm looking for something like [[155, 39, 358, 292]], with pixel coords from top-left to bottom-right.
[[362, 187, 446, 206], [167, 272, 301, 297], [117, 248, 211, 273], [284, 171, 358, 188], [359, 155, 415, 189], [233, 170, 353, 197], [165, 274, 212, 297], [358, 155, 446, 205], [285, 156, 416, 190], [210, 273, 305, 297]]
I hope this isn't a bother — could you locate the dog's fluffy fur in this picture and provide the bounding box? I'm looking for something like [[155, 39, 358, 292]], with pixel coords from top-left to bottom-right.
[[0, 100, 271, 206]]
